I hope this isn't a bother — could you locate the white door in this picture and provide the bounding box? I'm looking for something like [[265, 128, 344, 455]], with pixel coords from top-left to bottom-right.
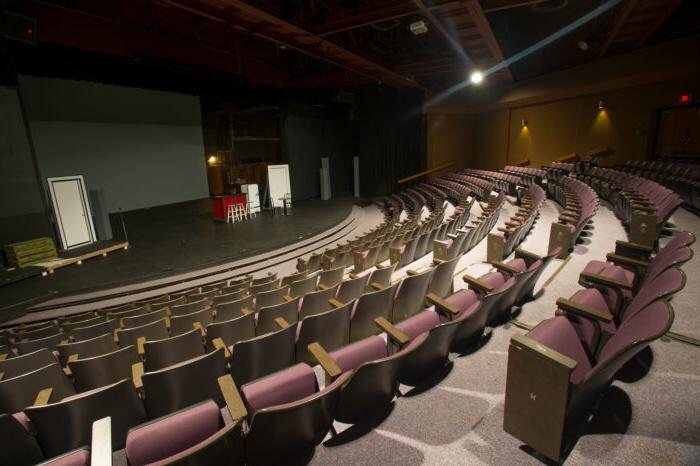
[[48, 176, 96, 249]]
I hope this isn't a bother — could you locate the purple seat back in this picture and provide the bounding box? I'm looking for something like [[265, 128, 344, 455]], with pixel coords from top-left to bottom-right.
[[527, 316, 592, 383], [395, 310, 441, 340], [241, 363, 317, 415], [126, 400, 220, 466], [330, 335, 388, 373]]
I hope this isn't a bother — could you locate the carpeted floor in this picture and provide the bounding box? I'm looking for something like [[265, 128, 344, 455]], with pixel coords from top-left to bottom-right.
[[303, 199, 700, 465]]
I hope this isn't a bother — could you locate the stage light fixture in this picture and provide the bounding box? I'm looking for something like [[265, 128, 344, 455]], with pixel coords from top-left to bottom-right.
[[598, 99, 606, 110], [470, 71, 484, 84], [410, 20, 428, 35], [521, 119, 528, 127]]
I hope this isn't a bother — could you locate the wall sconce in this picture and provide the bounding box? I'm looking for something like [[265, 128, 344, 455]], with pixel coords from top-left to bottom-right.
[[521, 119, 528, 127], [207, 155, 219, 166], [598, 100, 606, 110]]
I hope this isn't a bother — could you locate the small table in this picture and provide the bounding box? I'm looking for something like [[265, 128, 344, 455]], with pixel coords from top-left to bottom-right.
[[277, 197, 290, 216], [212, 194, 247, 222]]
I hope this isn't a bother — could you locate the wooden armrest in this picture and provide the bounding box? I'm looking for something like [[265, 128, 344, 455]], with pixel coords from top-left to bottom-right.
[[615, 240, 653, 253], [406, 269, 419, 276], [192, 321, 205, 336], [113, 330, 120, 344], [497, 227, 513, 234], [91, 416, 112, 466], [374, 317, 410, 346], [491, 261, 520, 274], [307, 342, 342, 379], [426, 293, 459, 317], [317, 283, 329, 291], [606, 253, 649, 269], [348, 273, 360, 280], [556, 298, 613, 322], [370, 282, 385, 291], [447, 233, 458, 240], [131, 362, 144, 390], [241, 307, 252, 316], [580, 271, 633, 290], [283, 294, 295, 302], [515, 248, 542, 262], [34, 387, 53, 406], [0, 354, 7, 361], [462, 274, 494, 292], [165, 316, 171, 330], [510, 334, 577, 371], [328, 298, 345, 309], [274, 317, 290, 329], [136, 337, 146, 356], [68, 354, 79, 363], [217, 374, 248, 422], [0, 372, 4, 381], [212, 337, 231, 358]]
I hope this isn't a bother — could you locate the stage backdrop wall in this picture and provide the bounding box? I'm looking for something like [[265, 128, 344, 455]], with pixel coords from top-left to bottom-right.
[[0, 85, 53, 253], [283, 107, 353, 201], [19, 76, 208, 213]]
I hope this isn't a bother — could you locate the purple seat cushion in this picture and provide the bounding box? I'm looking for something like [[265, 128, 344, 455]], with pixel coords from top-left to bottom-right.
[[479, 272, 505, 290], [583, 261, 633, 284], [395, 311, 441, 340], [242, 363, 317, 414], [125, 400, 220, 466], [528, 316, 592, 384], [330, 336, 388, 373], [42, 448, 90, 466], [506, 258, 527, 273], [13, 412, 32, 432], [445, 289, 479, 311]]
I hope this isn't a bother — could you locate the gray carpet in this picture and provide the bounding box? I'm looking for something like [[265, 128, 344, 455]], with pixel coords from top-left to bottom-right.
[[304, 200, 700, 465]]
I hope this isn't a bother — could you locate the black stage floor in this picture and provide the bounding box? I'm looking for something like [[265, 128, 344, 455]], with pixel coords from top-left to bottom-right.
[[0, 198, 355, 322]]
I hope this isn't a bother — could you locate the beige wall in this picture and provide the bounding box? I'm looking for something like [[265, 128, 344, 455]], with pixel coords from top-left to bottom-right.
[[426, 113, 473, 178], [426, 35, 700, 170]]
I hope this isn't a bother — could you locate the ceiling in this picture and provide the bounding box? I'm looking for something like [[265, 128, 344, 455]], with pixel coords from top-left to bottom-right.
[[2, 0, 697, 94]]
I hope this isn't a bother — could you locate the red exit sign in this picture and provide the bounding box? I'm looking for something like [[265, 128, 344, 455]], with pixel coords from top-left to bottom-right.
[[680, 94, 693, 104]]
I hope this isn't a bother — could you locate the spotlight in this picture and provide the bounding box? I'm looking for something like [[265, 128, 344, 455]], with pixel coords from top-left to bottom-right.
[[409, 20, 428, 35], [598, 100, 606, 110], [577, 39, 589, 51], [521, 119, 528, 127], [470, 71, 484, 85]]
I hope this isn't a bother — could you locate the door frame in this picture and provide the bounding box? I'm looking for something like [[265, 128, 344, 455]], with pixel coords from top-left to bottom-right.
[[47, 175, 96, 250]]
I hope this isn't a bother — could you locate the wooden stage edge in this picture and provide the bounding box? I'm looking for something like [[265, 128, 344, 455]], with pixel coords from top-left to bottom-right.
[[36, 242, 130, 275]]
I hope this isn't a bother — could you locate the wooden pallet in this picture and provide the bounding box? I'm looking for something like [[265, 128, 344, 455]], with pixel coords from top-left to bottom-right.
[[4, 237, 58, 268], [35, 242, 129, 275]]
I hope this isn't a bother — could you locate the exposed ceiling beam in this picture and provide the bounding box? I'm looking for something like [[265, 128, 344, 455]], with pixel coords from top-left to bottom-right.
[[599, 0, 639, 56], [315, 1, 462, 37], [463, 0, 513, 81], [165, 0, 425, 90], [413, 0, 474, 66], [634, 0, 683, 46]]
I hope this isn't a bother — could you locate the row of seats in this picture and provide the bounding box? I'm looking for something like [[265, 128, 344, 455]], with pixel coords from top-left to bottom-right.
[[489, 183, 546, 261], [501, 165, 546, 185], [503, 230, 693, 461], [619, 158, 700, 213], [442, 173, 495, 200], [547, 176, 599, 255], [578, 167, 683, 243], [460, 168, 521, 195]]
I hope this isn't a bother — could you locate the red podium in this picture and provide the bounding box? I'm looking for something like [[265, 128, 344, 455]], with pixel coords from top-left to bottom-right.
[[212, 194, 247, 222]]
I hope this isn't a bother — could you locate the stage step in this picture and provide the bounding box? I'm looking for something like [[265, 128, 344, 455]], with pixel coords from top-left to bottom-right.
[[4, 237, 58, 268]]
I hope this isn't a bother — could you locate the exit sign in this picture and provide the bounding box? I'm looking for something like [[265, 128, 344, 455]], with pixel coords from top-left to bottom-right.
[[680, 94, 693, 104]]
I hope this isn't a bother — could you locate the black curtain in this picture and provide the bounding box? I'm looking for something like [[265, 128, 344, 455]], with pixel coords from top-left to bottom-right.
[[356, 87, 426, 197]]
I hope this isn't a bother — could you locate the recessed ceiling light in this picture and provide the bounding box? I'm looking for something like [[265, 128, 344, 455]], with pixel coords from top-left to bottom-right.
[[577, 40, 589, 51], [410, 20, 428, 35], [470, 71, 484, 85]]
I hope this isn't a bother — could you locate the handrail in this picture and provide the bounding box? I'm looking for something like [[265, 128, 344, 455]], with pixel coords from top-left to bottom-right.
[[557, 153, 579, 163], [398, 163, 454, 184]]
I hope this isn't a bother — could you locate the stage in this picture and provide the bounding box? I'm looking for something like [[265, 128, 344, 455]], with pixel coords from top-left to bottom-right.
[[0, 197, 358, 324]]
